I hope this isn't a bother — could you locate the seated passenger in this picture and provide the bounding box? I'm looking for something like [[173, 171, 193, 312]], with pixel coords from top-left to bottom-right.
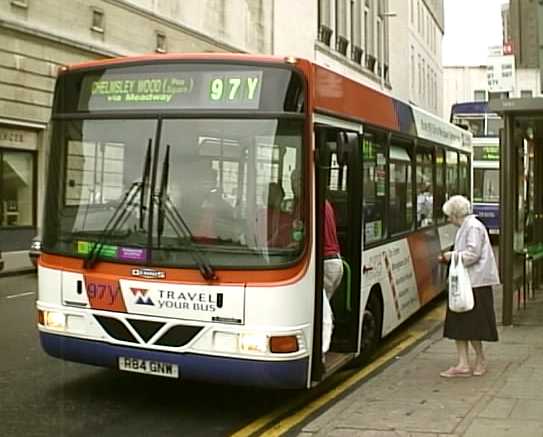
[[257, 182, 292, 247], [190, 166, 235, 241]]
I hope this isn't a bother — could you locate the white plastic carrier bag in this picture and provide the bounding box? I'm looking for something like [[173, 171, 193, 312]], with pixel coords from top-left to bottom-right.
[[448, 252, 474, 313], [322, 289, 334, 353]]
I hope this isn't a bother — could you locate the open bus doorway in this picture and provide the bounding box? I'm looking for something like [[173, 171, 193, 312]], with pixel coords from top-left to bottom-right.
[[313, 124, 363, 380]]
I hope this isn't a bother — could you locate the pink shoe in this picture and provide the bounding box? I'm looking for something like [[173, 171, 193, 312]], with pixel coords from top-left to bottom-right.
[[440, 366, 471, 378]]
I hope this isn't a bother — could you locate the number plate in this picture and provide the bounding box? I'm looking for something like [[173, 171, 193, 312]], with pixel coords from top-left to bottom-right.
[[118, 357, 179, 378]]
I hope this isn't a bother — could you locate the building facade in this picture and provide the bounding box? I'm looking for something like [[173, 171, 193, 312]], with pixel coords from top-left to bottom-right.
[[0, 0, 267, 272], [389, 0, 444, 116], [1, 0, 426, 272], [306, 0, 443, 116], [443, 65, 541, 119], [508, 0, 539, 69]]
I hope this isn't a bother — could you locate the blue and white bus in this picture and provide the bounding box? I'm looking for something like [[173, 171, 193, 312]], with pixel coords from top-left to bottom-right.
[[37, 54, 472, 389], [451, 102, 501, 235]]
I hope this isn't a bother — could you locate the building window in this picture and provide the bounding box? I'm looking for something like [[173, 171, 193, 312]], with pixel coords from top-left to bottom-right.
[[318, 0, 333, 45], [156, 31, 167, 53], [91, 8, 104, 33], [473, 90, 486, 101], [410, 46, 415, 94], [422, 59, 426, 100], [417, 0, 421, 33], [351, 0, 363, 62], [418, 55, 422, 95], [363, 6, 370, 57], [488, 91, 509, 100], [521, 89, 533, 98], [0, 150, 35, 227], [335, 0, 348, 54], [10, 0, 28, 8], [376, 17, 383, 71]]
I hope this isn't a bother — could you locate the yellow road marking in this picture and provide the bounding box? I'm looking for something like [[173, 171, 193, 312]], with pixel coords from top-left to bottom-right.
[[231, 304, 445, 437]]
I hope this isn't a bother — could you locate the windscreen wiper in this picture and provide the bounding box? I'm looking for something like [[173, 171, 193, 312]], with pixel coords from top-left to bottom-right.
[[157, 144, 170, 247], [157, 145, 217, 281], [83, 138, 153, 269], [139, 139, 152, 230]]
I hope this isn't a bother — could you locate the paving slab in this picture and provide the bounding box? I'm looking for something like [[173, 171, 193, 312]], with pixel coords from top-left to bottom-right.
[[463, 418, 543, 437], [297, 287, 543, 437]]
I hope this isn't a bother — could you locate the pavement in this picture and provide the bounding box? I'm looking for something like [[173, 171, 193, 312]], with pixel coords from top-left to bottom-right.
[[297, 286, 543, 437]]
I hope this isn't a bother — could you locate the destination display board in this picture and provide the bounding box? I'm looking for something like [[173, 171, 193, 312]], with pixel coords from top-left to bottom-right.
[[473, 145, 499, 161], [78, 69, 264, 111]]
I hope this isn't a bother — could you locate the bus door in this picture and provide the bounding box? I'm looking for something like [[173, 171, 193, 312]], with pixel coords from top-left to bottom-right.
[[312, 123, 363, 381]]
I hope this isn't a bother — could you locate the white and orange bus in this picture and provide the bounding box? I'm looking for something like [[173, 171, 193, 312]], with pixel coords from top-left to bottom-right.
[[37, 54, 471, 388]]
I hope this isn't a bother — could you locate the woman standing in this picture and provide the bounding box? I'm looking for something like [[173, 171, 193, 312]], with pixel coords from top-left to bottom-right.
[[439, 195, 500, 378]]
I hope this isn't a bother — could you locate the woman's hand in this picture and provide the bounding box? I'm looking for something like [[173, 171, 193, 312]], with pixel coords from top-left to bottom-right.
[[438, 251, 452, 264]]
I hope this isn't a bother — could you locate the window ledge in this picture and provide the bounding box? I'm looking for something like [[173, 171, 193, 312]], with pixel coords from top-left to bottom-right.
[[10, 0, 28, 9]]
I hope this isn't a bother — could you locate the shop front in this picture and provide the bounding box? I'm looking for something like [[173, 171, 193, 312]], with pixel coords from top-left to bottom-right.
[[0, 123, 41, 273]]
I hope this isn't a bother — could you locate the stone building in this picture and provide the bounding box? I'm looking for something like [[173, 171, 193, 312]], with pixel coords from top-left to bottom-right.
[[0, 0, 268, 272]]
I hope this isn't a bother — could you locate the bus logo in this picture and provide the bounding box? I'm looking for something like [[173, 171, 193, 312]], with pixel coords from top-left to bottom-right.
[[130, 288, 154, 306], [131, 268, 166, 279]]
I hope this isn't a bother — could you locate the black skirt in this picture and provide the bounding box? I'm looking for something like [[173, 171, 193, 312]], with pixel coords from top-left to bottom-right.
[[443, 285, 498, 341]]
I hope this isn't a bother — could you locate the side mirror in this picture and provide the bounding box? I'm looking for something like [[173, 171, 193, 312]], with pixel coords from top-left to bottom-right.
[[336, 131, 358, 166]]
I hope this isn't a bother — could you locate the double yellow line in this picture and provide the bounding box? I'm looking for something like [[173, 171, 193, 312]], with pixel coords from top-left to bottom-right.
[[231, 304, 445, 437]]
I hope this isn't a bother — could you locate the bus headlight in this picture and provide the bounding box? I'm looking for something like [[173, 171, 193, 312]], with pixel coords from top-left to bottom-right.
[[39, 310, 66, 331], [239, 333, 269, 354]]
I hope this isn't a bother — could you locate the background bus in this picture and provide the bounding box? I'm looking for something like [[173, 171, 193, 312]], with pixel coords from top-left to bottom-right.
[[451, 101, 501, 235], [37, 54, 471, 389]]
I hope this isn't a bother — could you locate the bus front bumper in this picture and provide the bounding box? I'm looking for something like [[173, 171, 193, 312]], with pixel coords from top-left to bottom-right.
[[40, 332, 309, 389]]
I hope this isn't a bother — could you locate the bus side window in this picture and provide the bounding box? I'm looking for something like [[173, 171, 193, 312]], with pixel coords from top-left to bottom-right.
[[416, 148, 434, 228], [446, 151, 459, 198], [362, 131, 386, 244], [459, 153, 470, 198], [389, 141, 413, 235], [328, 151, 348, 232], [435, 149, 446, 223]]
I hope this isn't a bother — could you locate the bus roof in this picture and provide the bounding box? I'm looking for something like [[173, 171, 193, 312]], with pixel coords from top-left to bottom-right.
[[450, 101, 492, 115], [60, 53, 292, 73], [58, 53, 471, 152], [313, 63, 472, 152]]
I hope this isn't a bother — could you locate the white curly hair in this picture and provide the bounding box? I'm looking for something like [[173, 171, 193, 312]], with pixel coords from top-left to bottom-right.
[[442, 195, 471, 219]]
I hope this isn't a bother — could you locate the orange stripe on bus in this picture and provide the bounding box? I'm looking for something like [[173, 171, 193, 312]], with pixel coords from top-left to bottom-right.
[[39, 253, 310, 287]]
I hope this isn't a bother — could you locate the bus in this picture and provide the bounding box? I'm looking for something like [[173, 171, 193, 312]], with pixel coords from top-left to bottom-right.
[[451, 102, 501, 235], [37, 53, 472, 389]]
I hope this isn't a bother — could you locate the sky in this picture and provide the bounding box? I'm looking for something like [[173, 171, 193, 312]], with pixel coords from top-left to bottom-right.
[[442, 0, 509, 66]]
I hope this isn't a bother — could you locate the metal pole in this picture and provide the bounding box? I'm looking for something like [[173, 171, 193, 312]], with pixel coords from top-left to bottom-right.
[[501, 114, 515, 325]]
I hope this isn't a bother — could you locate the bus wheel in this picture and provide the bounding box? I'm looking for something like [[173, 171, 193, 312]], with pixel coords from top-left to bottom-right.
[[357, 293, 382, 364]]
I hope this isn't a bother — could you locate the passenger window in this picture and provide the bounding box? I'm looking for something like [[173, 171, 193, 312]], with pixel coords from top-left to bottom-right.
[[446, 151, 458, 198], [362, 131, 386, 243], [416, 149, 434, 227], [389, 141, 413, 234], [435, 150, 446, 223], [459, 153, 469, 198]]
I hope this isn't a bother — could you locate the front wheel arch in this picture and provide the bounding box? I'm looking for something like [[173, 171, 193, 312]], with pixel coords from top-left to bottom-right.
[[353, 286, 383, 366]]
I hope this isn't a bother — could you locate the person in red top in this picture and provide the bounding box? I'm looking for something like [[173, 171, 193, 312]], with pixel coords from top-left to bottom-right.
[[323, 199, 343, 300], [291, 169, 343, 354], [256, 182, 292, 247]]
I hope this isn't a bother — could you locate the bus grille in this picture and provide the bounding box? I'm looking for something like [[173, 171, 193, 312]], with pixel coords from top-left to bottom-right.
[[154, 325, 203, 347], [93, 315, 203, 347]]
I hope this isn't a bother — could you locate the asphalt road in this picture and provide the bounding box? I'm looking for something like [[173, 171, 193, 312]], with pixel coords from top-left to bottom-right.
[[0, 274, 297, 437], [0, 273, 446, 437]]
